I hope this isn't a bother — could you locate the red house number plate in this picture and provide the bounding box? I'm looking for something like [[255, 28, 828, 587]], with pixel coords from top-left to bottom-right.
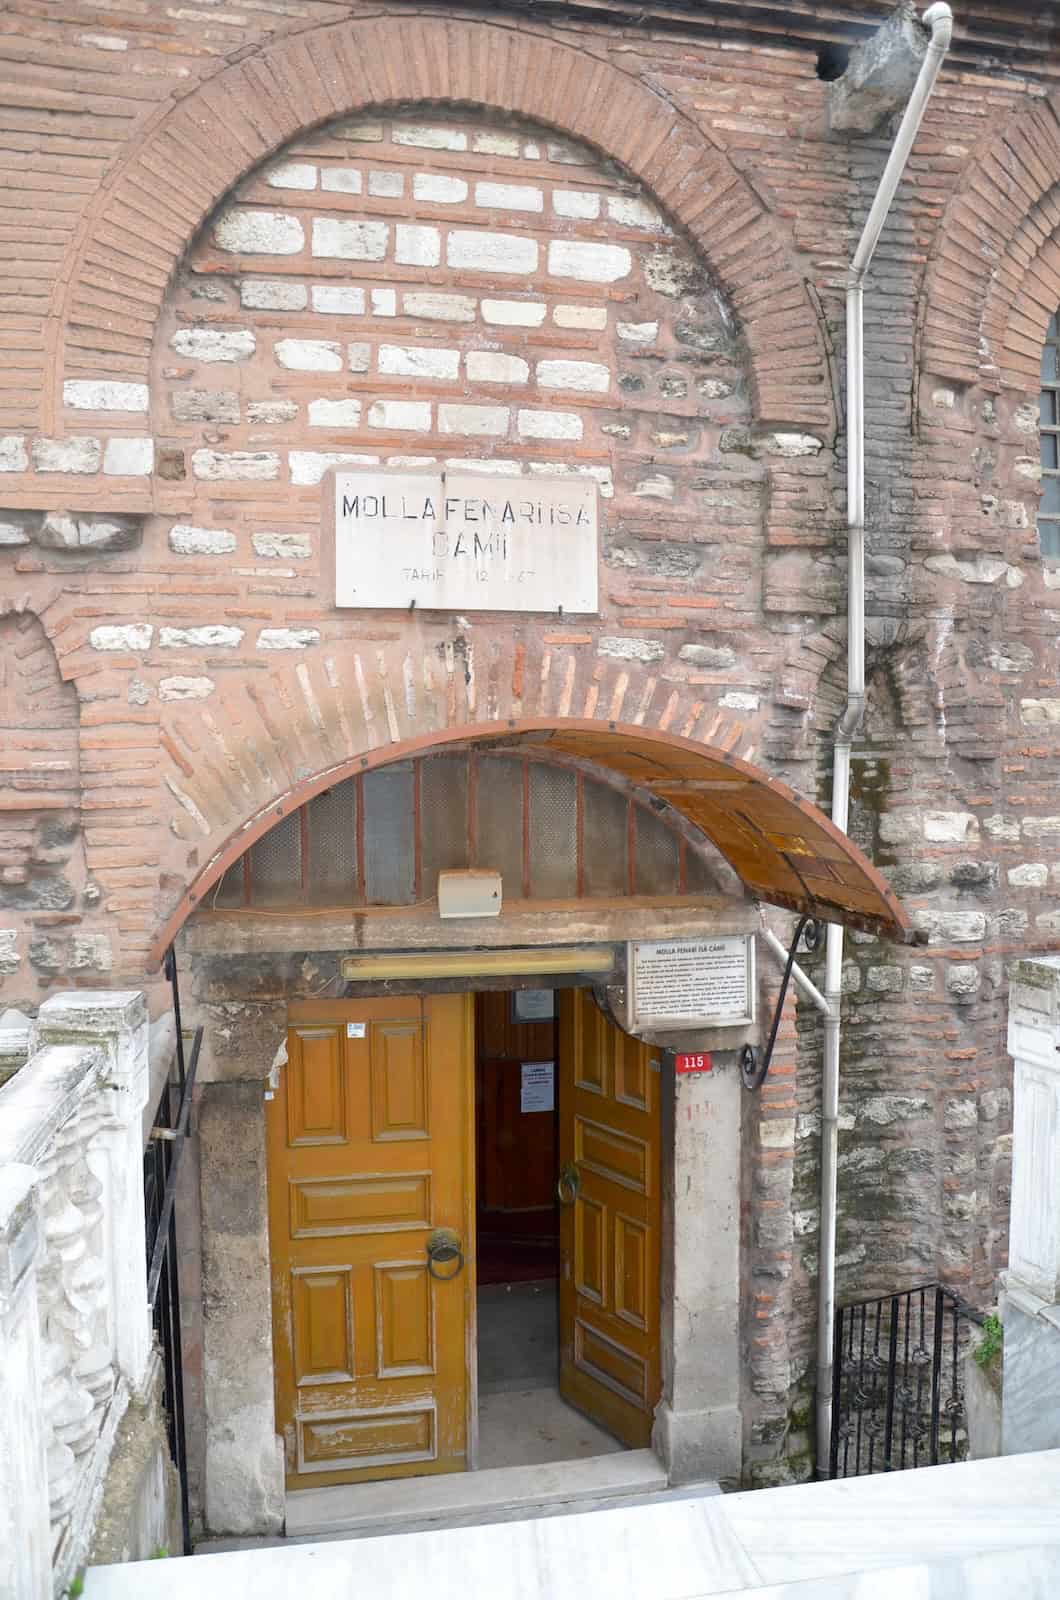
[[674, 1052, 712, 1075]]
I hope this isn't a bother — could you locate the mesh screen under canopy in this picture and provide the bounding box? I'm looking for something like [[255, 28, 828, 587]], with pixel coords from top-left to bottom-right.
[[223, 750, 722, 907]]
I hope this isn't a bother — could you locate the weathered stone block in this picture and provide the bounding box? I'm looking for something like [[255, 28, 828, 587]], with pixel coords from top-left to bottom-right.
[[171, 328, 255, 363], [536, 359, 610, 393], [467, 351, 529, 384], [392, 224, 440, 266], [366, 401, 432, 431], [256, 629, 320, 650], [414, 173, 467, 204], [274, 339, 342, 372], [213, 209, 304, 254], [379, 345, 459, 380], [553, 190, 600, 219], [307, 399, 362, 427], [311, 286, 365, 315], [828, 4, 929, 135], [158, 625, 243, 648], [159, 677, 214, 701], [240, 280, 307, 311], [191, 450, 280, 481], [311, 218, 388, 260], [103, 437, 153, 476], [482, 299, 546, 327], [448, 230, 536, 274], [403, 292, 476, 323], [474, 181, 542, 211], [63, 380, 148, 412], [32, 437, 100, 474], [548, 239, 631, 282], [437, 404, 509, 436], [517, 410, 582, 441], [168, 525, 237, 556], [0, 436, 29, 472], [597, 637, 664, 663], [89, 624, 153, 651], [393, 124, 466, 151], [170, 389, 241, 423], [252, 532, 310, 561], [266, 162, 317, 189], [320, 167, 362, 194], [289, 450, 379, 486]]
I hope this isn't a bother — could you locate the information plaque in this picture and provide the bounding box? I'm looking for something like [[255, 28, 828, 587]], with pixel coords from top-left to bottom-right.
[[627, 936, 755, 1030], [333, 467, 599, 613]]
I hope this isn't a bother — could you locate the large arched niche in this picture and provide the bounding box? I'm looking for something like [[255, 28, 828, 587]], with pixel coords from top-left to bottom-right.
[[52, 14, 834, 437]]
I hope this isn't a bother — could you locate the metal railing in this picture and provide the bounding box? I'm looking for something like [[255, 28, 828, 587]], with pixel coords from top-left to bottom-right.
[[829, 1283, 985, 1479], [143, 947, 202, 1553]]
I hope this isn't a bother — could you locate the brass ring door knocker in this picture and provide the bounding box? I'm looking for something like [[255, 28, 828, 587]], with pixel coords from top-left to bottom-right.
[[426, 1227, 464, 1280], [556, 1161, 581, 1206]]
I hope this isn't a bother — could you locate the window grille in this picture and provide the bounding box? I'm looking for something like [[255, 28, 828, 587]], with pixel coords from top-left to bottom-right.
[[1040, 310, 1060, 560], [209, 753, 724, 909]]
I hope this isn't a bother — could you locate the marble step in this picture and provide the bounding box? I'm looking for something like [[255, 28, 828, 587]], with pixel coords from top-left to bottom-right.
[[283, 1449, 678, 1541]]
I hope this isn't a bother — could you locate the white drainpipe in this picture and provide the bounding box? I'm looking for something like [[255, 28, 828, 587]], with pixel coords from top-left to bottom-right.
[[816, 2, 954, 1477]]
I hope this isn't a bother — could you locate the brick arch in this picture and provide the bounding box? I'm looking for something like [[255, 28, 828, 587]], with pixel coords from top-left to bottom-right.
[[53, 13, 832, 433], [151, 676, 908, 967], [151, 638, 770, 964], [918, 93, 1060, 393]]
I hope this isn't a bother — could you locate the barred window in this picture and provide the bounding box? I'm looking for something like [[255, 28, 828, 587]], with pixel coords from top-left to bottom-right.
[[1041, 311, 1060, 559]]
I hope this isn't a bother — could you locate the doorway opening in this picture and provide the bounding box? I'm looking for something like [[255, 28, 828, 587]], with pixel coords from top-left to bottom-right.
[[474, 989, 623, 1470], [267, 982, 662, 1497]]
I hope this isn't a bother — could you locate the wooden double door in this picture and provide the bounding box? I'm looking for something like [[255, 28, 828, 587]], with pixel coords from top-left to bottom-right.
[[267, 990, 661, 1490]]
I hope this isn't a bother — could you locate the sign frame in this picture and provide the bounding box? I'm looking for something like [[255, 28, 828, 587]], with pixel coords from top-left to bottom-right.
[[330, 465, 600, 615], [626, 935, 756, 1032]]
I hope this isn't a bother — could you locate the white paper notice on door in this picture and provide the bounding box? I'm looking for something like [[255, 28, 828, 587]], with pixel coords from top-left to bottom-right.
[[520, 1061, 555, 1114]]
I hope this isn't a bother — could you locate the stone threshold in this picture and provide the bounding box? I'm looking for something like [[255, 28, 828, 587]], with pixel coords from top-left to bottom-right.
[[200, 1450, 688, 1550]]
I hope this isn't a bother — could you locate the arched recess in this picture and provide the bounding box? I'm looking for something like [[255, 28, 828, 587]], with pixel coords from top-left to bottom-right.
[[52, 13, 832, 434], [918, 92, 1060, 393], [151, 715, 910, 965], [0, 611, 82, 917]]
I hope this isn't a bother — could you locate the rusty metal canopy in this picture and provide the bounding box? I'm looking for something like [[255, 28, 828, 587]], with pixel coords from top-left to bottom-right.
[[518, 725, 912, 943]]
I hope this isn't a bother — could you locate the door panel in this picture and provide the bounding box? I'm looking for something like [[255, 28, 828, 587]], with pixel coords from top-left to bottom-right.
[[559, 990, 661, 1447], [268, 995, 474, 1490]]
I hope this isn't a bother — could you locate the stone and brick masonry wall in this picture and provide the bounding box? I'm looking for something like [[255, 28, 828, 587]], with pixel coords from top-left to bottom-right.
[[2, 0, 1060, 1483]]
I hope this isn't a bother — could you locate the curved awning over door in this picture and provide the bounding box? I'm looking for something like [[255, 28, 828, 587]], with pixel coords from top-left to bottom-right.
[[150, 717, 913, 965], [514, 725, 912, 943]]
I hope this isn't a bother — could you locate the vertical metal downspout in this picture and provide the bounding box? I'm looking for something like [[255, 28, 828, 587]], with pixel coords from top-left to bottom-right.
[[816, 2, 954, 1476]]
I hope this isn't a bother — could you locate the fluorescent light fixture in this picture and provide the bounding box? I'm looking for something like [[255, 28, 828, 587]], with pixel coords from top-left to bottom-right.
[[340, 947, 614, 981]]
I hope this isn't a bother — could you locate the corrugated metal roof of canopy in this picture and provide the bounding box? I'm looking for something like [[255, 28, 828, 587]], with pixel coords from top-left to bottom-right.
[[153, 719, 913, 963], [510, 724, 913, 943]]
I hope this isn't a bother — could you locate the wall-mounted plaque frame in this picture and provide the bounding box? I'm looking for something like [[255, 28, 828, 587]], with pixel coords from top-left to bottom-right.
[[626, 935, 755, 1032], [333, 467, 598, 613]]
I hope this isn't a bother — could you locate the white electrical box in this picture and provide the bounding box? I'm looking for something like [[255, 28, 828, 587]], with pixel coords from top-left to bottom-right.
[[437, 870, 503, 919]]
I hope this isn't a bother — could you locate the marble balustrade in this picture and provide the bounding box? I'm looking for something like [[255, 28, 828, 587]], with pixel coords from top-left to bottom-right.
[[0, 992, 151, 1600]]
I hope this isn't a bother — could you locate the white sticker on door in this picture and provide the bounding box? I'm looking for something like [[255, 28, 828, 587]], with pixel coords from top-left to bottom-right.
[[520, 1060, 555, 1114]]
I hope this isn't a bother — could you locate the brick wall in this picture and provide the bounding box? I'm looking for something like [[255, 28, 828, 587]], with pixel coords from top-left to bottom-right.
[[3, 0, 1060, 1483]]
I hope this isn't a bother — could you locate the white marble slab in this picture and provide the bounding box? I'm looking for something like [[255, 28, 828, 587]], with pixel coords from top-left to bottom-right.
[[720, 1448, 1060, 1584], [86, 1449, 1060, 1600]]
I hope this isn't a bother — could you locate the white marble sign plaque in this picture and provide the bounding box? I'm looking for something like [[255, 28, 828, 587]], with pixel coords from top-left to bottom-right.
[[333, 468, 598, 612], [628, 936, 755, 1030]]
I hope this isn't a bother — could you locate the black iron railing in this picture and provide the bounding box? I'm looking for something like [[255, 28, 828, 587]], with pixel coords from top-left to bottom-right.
[[143, 947, 202, 1553], [829, 1283, 985, 1479]]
